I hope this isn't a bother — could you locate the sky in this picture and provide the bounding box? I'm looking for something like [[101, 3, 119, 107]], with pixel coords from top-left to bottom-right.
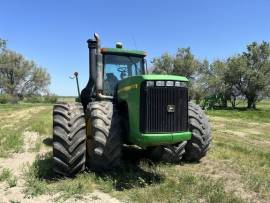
[[1, 0, 270, 96]]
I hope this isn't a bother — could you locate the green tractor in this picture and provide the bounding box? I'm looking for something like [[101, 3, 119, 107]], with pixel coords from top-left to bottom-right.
[[53, 33, 211, 176]]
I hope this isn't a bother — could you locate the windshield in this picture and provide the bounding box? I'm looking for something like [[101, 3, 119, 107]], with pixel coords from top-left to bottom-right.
[[103, 54, 144, 95]]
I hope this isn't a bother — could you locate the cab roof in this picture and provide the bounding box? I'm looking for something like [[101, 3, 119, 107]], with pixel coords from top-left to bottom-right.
[[101, 48, 147, 57]]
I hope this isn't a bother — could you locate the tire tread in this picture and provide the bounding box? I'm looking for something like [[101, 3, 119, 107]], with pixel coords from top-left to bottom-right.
[[53, 102, 86, 176]]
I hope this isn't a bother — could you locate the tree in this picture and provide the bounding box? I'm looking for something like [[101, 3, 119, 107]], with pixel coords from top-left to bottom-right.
[[223, 56, 245, 108], [22, 66, 51, 96], [243, 42, 270, 108], [152, 53, 174, 74], [152, 48, 202, 79], [227, 42, 270, 109], [152, 42, 270, 109], [0, 39, 6, 51], [200, 60, 227, 107], [173, 48, 201, 80], [152, 48, 206, 103], [0, 47, 51, 100]]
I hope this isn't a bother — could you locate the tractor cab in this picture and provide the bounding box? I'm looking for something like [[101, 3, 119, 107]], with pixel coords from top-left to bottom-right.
[[80, 33, 147, 108], [101, 46, 146, 96]]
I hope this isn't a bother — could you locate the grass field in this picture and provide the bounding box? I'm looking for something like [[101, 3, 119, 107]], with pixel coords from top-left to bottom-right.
[[56, 96, 76, 103], [0, 100, 269, 202]]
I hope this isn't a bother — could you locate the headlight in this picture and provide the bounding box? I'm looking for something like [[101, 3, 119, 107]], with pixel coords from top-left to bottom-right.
[[166, 81, 174, 86], [146, 81, 154, 87], [175, 81, 181, 87], [175, 81, 187, 87], [156, 81, 165, 86]]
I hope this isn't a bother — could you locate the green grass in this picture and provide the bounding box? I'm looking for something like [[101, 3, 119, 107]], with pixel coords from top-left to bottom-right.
[[0, 104, 52, 156], [57, 96, 76, 103], [0, 168, 17, 188], [97, 163, 243, 203], [206, 100, 270, 122], [0, 168, 12, 181], [23, 153, 94, 200], [0, 102, 51, 112], [1, 100, 270, 202], [0, 129, 24, 156], [23, 155, 244, 203], [24, 107, 53, 152], [207, 101, 270, 201], [210, 134, 270, 200], [26, 108, 52, 135], [7, 176, 17, 187]]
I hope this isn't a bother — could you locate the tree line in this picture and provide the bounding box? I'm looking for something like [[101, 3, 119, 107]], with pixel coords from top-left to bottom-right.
[[152, 41, 270, 109], [0, 38, 52, 103], [1, 37, 270, 108]]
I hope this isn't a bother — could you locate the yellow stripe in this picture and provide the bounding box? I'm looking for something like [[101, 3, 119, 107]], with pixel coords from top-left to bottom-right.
[[118, 84, 138, 93]]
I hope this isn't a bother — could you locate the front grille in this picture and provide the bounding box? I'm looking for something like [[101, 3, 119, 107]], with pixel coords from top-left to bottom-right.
[[140, 81, 188, 133]]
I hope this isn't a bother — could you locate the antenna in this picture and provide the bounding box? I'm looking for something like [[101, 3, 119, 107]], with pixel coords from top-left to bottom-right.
[[131, 36, 137, 49]]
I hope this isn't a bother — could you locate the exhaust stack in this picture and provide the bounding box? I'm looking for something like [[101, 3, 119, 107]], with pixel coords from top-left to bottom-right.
[[94, 33, 103, 92], [87, 33, 103, 92], [87, 37, 97, 86]]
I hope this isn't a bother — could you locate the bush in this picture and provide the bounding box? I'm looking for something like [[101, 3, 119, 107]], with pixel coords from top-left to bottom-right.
[[24, 95, 58, 104], [0, 94, 12, 104], [44, 95, 57, 104], [24, 96, 44, 103]]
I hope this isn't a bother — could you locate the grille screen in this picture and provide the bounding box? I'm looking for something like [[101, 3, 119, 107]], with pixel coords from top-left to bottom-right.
[[140, 82, 188, 133]]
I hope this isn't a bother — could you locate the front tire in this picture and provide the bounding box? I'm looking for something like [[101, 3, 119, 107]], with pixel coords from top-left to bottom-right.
[[147, 141, 187, 163], [53, 103, 86, 177], [86, 101, 122, 171], [183, 102, 212, 162]]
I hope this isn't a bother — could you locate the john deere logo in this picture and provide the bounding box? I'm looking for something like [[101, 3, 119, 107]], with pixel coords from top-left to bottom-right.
[[167, 105, 175, 113]]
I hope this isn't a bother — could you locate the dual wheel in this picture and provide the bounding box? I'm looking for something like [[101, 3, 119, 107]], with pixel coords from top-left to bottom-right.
[[52, 101, 211, 176], [52, 101, 122, 176]]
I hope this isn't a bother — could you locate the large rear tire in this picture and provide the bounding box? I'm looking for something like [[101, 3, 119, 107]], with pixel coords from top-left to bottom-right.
[[183, 102, 212, 162], [86, 101, 122, 171], [147, 141, 187, 163], [53, 103, 86, 176]]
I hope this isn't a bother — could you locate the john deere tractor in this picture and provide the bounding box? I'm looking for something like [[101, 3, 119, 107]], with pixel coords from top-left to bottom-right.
[[52, 33, 211, 176]]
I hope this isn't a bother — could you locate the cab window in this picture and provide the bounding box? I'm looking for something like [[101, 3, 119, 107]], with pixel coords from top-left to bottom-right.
[[103, 54, 144, 95]]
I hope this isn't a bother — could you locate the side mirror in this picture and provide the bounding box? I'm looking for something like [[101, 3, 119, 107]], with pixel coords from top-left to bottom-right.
[[69, 72, 81, 99]]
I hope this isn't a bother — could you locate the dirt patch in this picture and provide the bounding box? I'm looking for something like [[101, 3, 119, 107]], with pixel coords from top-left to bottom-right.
[[0, 131, 38, 176], [242, 128, 262, 135], [0, 129, 120, 203], [222, 129, 247, 137], [0, 185, 120, 203], [23, 131, 39, 152], [62, 191, 120, 203], [0, 152, 36, 177], [0, 131, 38, 202]]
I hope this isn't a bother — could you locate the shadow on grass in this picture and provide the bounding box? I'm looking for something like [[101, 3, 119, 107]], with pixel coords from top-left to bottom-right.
[[32, 152, 55, 180], [93, 146, 165, 191], [42, 138, 53, 146], [32, 147, 165, 191]]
